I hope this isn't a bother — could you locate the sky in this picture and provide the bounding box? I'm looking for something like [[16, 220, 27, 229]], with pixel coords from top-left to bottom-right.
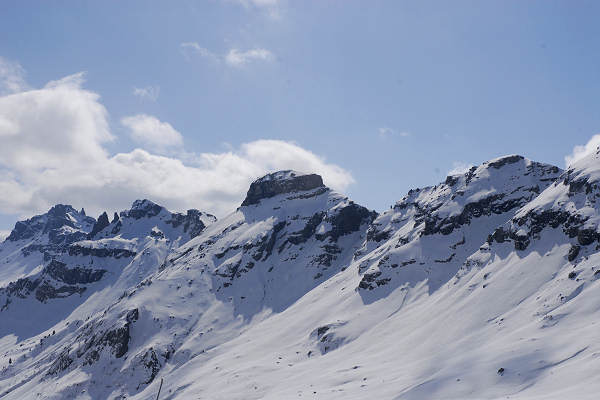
[[0, 0, 599, 235]]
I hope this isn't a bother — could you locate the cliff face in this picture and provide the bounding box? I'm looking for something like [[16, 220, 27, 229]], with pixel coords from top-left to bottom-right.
[[241, 171, 325, 206]]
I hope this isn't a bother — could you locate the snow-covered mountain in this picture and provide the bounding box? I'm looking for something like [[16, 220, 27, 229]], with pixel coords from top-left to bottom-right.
[[0, 200, 215, 340], [355, 155, 560, 301], [1, 159, 600, 399]]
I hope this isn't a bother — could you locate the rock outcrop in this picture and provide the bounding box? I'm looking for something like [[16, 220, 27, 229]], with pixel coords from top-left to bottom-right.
[[241, 171, 325, 206]]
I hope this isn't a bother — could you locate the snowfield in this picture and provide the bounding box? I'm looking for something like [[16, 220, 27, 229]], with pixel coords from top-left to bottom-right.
[[1, 159, 600, 399]]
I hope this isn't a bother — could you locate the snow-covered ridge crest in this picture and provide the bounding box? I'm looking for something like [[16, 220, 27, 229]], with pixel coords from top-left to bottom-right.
[[487, 148, 600, 256], [364, 154, 560, 245], [88, 199, 217, 241], [354, 154, 562, 296]]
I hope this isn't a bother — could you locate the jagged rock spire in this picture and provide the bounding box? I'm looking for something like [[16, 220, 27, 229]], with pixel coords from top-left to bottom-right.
[[88, 212, 110, 239]]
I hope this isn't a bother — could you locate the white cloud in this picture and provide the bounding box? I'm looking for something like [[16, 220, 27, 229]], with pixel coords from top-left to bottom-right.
[[378, 127, 410, 140], [0, 230, 9, 242], [225, 48, 274, 67], [0, 68, 353, 220], [180, 43, 274, 67], [0, 57, 28, 95], [0, 71, 112, 173], [447, 161, 474, 176], [122, 114, 184, 152], [133, 86, 159, 101], [565, 134, 600, 167]]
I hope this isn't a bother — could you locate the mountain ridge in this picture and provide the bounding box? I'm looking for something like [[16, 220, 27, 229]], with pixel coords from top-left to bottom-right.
[[1, 154, 600, 399]]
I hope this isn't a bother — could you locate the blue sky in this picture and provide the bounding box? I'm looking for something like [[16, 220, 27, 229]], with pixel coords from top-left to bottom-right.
[[0, 1, 599, 233]]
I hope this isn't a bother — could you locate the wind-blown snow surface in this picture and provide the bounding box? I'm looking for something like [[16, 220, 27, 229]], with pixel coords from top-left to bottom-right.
[[1, 160, 600, 399]]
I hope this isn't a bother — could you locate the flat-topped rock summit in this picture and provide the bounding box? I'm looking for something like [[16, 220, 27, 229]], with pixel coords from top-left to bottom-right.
[[241, 170, 325, 206]]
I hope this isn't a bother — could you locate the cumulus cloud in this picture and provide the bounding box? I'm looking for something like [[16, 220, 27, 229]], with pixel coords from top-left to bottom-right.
[[0, 68, 353, 221], [133, 86, 159, 101], [180, 43, 274, 67], [447, 161, 474, 176], [0, 71, 112, 173], [565, 134, 600, 167], [0, 57, 28, 95], [0, 230, 9, 242], [121, 114, 184, 152]]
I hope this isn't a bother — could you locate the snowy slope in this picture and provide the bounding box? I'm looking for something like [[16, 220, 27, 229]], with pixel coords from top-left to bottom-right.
[[2, 159, 600, 400]]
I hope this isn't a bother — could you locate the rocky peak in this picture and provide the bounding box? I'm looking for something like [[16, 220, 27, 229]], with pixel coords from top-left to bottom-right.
[[6, 204, 94, 243], [483, 154, 525, 169], [123, 199, 165, 220], [47, 203, 76, 215], [241, 170, 325, 206], [88, 212, 110, 240]]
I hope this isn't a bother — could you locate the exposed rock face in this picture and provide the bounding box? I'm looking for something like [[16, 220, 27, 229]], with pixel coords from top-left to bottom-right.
[[3, 273, 86, 304], [323, 203, 377, 242], [7, 220, 43, 242], [47, 308, 139, 376], [88, 212, 110, 239], [45, 205, 82, 233], [487, 154, 525, 169], [166, 209, 215, 239], [487, 151, 600, 255], [241, 171, 325, 206], [123, 199, 164, 220], [68, 245, 137, 259], [45, 260, 106, 285], [6, 204, 95, 244], [34, 281, 86, 303], [309, 322, 347, 355], [1, 260, 106, 304]]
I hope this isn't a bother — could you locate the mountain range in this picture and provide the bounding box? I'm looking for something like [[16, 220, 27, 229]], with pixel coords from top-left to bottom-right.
[[1, 155, 599, 399]]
